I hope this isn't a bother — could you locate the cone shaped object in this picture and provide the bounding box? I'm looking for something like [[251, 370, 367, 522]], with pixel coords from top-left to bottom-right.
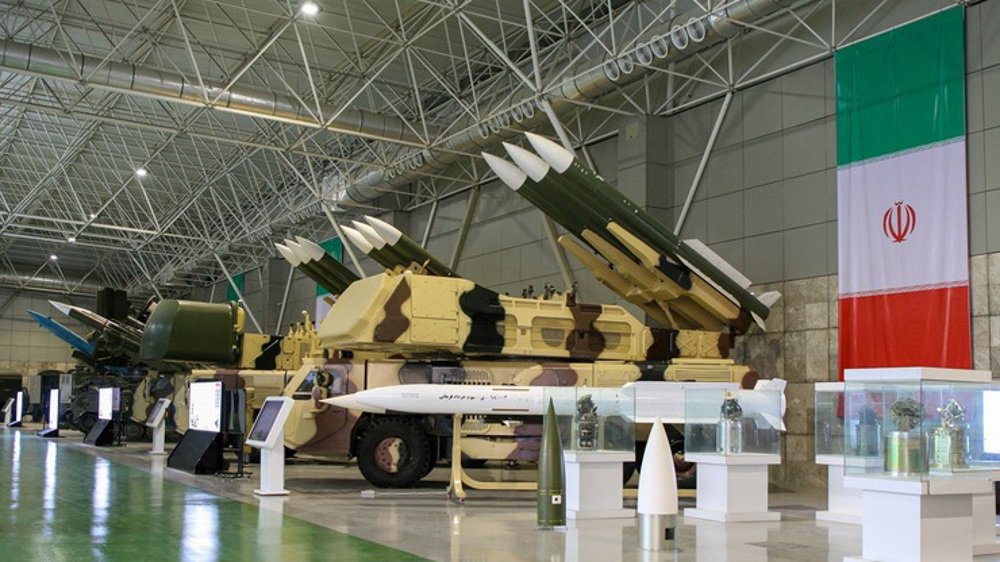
[[341, 226, 398, 270], [295, 236, 359, 286], [537, 398, 566, 528], [523, 132, 769, 323], [637, 417, 678, 551], [352, 221, 410, 268], [364, 216, 456, 277], [277, 241, 343, 294]]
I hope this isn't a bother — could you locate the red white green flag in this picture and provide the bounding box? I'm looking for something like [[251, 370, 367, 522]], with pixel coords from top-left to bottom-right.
[[836, 7, 970, 377]]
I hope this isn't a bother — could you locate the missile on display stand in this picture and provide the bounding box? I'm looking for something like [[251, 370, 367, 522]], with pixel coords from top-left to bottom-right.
[[50, 300, 142, 351], [537, 398, 566, 528], [363, 216, 457, 277], [321, 384, 545, 415], [637, 417, 678, 551], [351, 221, 411, 268]]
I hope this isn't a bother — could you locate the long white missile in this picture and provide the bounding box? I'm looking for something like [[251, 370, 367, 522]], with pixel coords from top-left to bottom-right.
[[351, 220, 390, 250], [524, 131, 574, 173], [274, 243, 301, 266], [502, 142, 550, 183], [363, 216, 402, 245], [482, 152, 529, 191], [322, 384, 545, 415]]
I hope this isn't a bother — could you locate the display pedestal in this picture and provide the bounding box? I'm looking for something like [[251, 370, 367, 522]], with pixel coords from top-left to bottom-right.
[[815, 455, 881, 525], [563, 451, 634, 520], [683, 453, 781, 522], [972, 477, 1000, 556], [3, 409, 11, 427], [36, 427, 59, 438], [149, 418, 167, 456], [254, 426, 290, 497], [844, 475, 990, 562]]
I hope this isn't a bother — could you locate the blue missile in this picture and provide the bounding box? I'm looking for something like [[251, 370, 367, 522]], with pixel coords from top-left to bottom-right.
[[28, 309, 96, 357]]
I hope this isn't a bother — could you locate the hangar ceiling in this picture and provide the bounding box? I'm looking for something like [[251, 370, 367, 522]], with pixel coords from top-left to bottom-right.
[[0, 0, 944, 299]]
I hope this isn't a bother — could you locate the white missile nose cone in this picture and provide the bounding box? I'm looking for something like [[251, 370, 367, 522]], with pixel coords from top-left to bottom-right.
[[502, 142, 548, 183], [524, 132, 574, 173], [637, 416, 678, 516], [364, 216, 403, 246], [284, 240, 312, 264], [274, 243, 301, 267], [321, 394, 386, 414], [341, 226, 374, 254], [49, 300, 72, 316], [482, 152, 528, 191], [295, 236, 325, 261], [353, 221, 388, 249]]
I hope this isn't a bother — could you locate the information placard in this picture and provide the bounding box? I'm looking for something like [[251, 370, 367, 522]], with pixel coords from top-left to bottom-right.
[[15, 391, 23, 422], [98, 387, 120, 421], [47, 388, 59, 430], [246, 399, 290, 449], [189, 381, 223, 433]]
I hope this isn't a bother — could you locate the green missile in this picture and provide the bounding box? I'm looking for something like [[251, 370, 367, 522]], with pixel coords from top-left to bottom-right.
[[340, 225, 399, 270], [363, 216, 456, 277], [295, 236, 359, 288], [275, 242, 342, 294], [500, 143, 646, 269], [524, 132, 769, 322], [351, 220, 412, 268], [537, 398, 566, 528]]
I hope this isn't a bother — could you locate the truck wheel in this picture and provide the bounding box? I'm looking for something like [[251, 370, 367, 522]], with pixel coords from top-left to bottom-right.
[[356, 417, 431, 488]]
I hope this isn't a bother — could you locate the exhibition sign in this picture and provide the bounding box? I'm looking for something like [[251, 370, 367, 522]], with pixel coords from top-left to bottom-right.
[[836, 7, 970, 378], [189, 381, 223, 433], [97, 388, 120, 421]]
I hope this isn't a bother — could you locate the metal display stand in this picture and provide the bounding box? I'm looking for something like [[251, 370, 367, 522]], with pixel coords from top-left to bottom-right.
[[564, 451, 634, 520], [145, 398, 171, 456], [683, 453, 782, 522]]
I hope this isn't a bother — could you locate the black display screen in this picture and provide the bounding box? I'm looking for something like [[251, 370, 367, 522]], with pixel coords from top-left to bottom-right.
[[249, 401, 283, 443]]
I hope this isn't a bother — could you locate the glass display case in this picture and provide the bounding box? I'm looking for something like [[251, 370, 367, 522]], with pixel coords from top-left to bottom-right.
[[844, 369, 1000, 480], [543, 386, 635, 453], [683, 387, 783, 456], [815, 382, 845, 458]]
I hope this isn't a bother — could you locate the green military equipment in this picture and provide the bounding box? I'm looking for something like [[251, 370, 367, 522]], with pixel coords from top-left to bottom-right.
[[284, 240, 348, 294], [141, 300, 241, 363], [537, 398, 566, 527], [276, 242, 341, 294], [341, 225, 401, 270], [352, 221, 412, 267], [295, 236, 359, 287], [364, 216, 457, 277]]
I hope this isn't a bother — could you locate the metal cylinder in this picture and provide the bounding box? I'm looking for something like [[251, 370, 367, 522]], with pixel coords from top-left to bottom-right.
[[639, 513, 676, 551], [884, 431, 923, 475]]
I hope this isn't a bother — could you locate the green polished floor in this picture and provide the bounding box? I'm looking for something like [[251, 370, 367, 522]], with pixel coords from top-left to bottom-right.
[[0, 430, 428, 561]]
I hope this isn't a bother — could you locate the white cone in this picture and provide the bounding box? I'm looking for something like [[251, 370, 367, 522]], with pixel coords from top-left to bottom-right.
[[637, 416, 678, 551], [481, 152, 528, 191], [364, 216, 402, 245], [502, 142, 549, 183], [352, 221, 389, 249], [524, 132, 574, 173], [275, 243, 301, 267], [295, 236, 326, 262], [341, 226, 374, 254], [285, 240, 313, 265]]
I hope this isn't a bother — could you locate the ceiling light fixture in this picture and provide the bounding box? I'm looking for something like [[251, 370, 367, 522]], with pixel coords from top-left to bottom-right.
[[67, 236, 76, 243], [300, 2, 319, 16], [49, 254, 58, 261], [89, 213, 97, 219], [136, 167, 148, 178]]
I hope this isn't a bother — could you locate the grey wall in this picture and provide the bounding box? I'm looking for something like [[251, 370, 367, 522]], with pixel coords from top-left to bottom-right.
[[0, 289, 93, 375]]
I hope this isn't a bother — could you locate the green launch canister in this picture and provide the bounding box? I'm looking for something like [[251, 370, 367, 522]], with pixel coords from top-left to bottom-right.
[[141, 300, 240, 363], [537, 399, 566, 528]]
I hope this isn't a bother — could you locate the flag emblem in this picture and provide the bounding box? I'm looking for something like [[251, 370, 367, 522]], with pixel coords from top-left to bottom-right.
[[882, 201, 916, 243]]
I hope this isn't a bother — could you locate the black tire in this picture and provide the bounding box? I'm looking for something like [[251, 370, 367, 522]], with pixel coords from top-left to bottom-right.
[[356, 417, 431, 488], [122, 421, 147, 442]]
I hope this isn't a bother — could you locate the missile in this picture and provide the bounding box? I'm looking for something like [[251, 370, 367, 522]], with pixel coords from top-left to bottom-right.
[[524, 132, 772, 323], [285, 239, 345, 291], [321, 384, 545, 415], [49, 300, 142, 351], [537, 398, 565, 528], [29, 310, 96, 357], [275, 242, 342, 294], [363, 216, 457, 277], [295, 236, 359, 287], [351, 220, 411, 267], [341, 225, 400, 270], [637, 417, 678, 551]]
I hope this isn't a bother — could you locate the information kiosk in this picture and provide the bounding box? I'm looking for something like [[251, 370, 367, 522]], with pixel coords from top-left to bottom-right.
[[85, 387, 119, 446], [168, 381, 225, 474], [246, 397, 294, 496], [2, 397, 13, 427], [145, 398, 171, 455], [6, 392, 24, 428], [37, 388, 60, 438]]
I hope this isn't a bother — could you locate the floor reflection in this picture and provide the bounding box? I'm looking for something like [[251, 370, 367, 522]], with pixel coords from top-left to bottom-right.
[[181, 492, 220, 562]]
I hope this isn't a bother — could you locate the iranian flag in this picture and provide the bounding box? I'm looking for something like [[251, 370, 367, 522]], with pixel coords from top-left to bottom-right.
[[836, 7, 970, 377]]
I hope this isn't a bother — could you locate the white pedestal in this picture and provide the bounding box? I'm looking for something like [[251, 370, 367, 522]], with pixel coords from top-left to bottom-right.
[[254, 426, 290, 496], [3, 409, 11, 427], [844, 475, 991, 562], [972, 479, 1000, 556], [149, 419, 167, 455], [815, 455, 882, 525], [683, 453, 781, 523], [564, 451, 634, 520]]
